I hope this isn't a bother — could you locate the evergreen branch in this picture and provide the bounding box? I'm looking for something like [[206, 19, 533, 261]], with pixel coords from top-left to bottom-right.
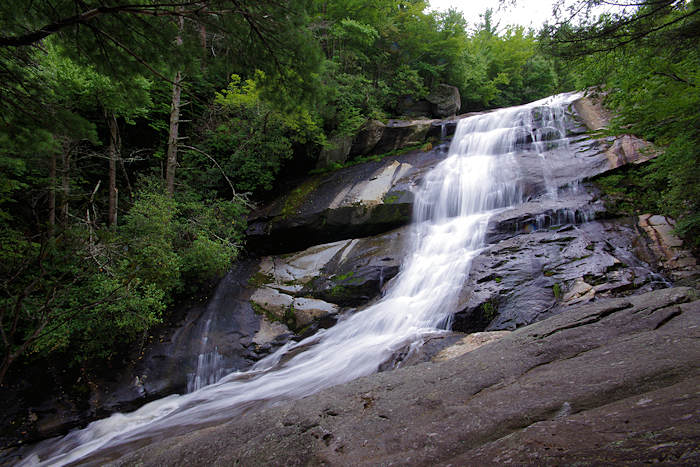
[[0, 1, 206, 47]]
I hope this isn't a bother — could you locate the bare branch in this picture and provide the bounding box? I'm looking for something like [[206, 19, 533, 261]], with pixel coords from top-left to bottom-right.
[[179, 144, 237, 199]]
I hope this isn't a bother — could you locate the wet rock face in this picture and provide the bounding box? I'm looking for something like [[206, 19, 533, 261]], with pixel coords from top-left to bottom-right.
[[111, 288, 700, 467], [97, 261, 276, 408], [454, 211, 669, 333], [246, 146, 446, 254], [249, 227, 407, 331], [638, 214, 698, 286], [248, 96, 660, 256]]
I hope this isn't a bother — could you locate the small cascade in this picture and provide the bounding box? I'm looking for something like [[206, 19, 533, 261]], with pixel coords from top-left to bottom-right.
[[19, 92, 585, 466], [526, 103, 571, 199], [187, 350, 225, 392], [184, 271, 242, 393], [186, 316, 226, 392]]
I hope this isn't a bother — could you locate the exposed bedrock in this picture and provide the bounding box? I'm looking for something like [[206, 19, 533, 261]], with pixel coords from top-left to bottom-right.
[[109, 287, 700, 466], [248, 95, 658, 255]]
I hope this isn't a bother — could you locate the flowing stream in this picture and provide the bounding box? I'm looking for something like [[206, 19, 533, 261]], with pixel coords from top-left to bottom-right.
[[20, 92, 580, 466]]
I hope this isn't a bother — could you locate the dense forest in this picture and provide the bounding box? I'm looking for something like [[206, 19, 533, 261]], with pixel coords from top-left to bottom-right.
[[0, 0, 697, 385]]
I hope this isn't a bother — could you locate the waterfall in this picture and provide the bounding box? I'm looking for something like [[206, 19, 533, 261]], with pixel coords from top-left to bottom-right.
[[19, 93, 580, 466], [186, 327, 225, 393]]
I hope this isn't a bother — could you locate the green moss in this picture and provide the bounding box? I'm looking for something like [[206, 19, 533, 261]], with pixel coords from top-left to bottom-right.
[[480, 301, 498, 322], [583, 273, 608, 286], [606, 262, 628, 272], [248, 271, 274, 288], [543, 270, 555, 277], [251, 300, 280, 322], [250, 300, 269, 316], [569, 254, 592, 262], [284, 304, 297, 329], [335, 271, 355, 281], [553, 283, 562, 300], [369, 203, 411, 225], [251, 300, 298, 331], [327, 284, 349, 298], [494, 276, 503, 283], [383, 194, 399, 204], [280, 176, 321, 219]]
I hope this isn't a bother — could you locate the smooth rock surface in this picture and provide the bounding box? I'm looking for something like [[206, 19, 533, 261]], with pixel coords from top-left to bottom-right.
[[573, 93, 611, 130], [432, 331, 511, 362], [252, 227, 407, 310], [107, 287, 700, 466]]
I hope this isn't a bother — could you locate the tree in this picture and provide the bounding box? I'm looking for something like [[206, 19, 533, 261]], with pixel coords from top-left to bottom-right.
[[541, 0, 700, 248], [1, 0, 322, 194], [0, 0, 320, 383]]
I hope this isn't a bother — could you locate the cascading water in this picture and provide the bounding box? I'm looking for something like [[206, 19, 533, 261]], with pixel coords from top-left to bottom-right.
[[186, 317, 225, 393], [19, 93, 581, 466]]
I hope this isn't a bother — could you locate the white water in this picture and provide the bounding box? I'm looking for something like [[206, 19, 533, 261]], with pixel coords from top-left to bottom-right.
[[19, 93, 580, 466], [186, 323, 225, 393]]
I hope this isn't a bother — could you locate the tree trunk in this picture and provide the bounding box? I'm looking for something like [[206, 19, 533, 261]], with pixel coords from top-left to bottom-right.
[[60, 146, 70, 224], [165, 14, 184, 197], [48, 152, 56, 236], [106, 111, 120, 227], [0, 353, 14, 386], [165, 70, 182, 197]]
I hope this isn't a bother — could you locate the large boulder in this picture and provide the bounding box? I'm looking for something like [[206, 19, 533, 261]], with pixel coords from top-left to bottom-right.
[[605, 134, 658, 168], [396, 96, 433, 118], [427, 84, 461, 117], [372, 119, 433, 154], [250, 227, 407, 315], [316, 134, 353, 169], [349, 120, 385, 157]]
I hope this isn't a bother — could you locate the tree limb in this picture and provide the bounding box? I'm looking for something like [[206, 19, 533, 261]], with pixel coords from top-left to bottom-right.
[[179, 144, 237, 199]]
